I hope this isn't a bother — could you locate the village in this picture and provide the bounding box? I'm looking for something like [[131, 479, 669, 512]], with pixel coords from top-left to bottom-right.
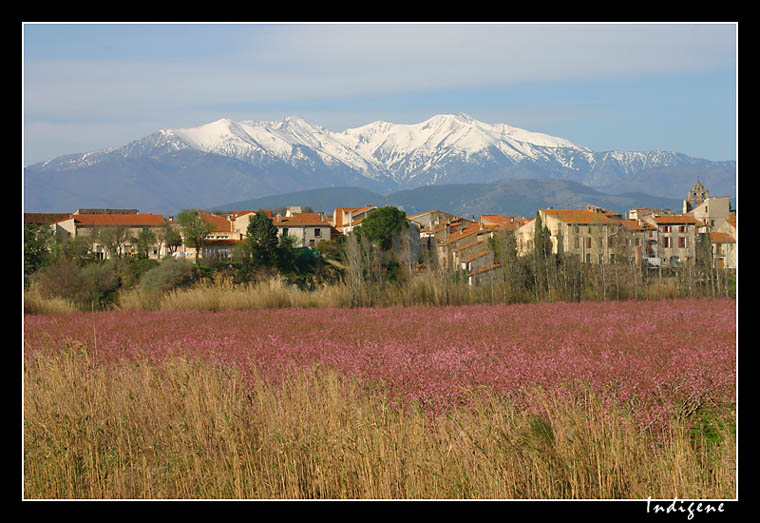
[[24, 181, 737, 286]]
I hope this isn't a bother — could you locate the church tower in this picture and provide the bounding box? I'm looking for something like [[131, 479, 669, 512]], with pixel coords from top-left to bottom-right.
[[683, 180, 709, 213]]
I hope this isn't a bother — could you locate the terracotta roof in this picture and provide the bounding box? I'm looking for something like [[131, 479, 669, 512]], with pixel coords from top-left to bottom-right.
[[352, 206, 377, 216], [617, 219, 645, 231], [274, 213, 329, 227], [24, 213, 72, 225], [469, 263, 502, 276], [651, 215, 704, 225], [333, 207, 362, 227], [480, 215, 519, 231], [710, 232, 735, 243], [72, 213, 168, 227], [198, 211, 232, 233], [453, 239, 486, 252], [440, 229, 480, 245], [540, 208, 621, 225], [461, 250, 491, 263]]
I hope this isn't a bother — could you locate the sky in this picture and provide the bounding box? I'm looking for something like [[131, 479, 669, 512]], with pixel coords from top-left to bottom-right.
[[22, 22, 738, 166]]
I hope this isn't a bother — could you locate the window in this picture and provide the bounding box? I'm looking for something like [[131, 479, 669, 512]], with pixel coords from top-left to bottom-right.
[[586, 237, 592, 249], [574, 236, 580, 249], [314, 228, 321, 237], [678, 236, 687, 249], [663, 237, 671, 248]]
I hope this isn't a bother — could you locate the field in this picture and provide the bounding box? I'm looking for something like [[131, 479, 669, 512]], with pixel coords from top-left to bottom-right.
[[23, 298, 736, 499]]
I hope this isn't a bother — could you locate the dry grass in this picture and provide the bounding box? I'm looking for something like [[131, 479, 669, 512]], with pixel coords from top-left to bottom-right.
[[23, 285, 79, 315], [117, 274, 512, 312], [23, 343, 736, 500]]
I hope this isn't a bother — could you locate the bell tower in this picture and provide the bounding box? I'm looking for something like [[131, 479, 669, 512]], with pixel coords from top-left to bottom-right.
[[683, 180, 709, 213]]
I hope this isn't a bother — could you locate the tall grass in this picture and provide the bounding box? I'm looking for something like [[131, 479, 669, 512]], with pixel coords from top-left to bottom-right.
[[115, 273, 728, 313], [24, 342, 735, 499], [23, 285, 79, 315]]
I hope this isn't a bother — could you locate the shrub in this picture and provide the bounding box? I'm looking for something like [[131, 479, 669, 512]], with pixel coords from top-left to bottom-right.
[[30, 259, 121, 310], [31, 259, 99, 310], [81, 261, 122, 309], [118, 257, 160, 289], [139, 258, 196, 295]]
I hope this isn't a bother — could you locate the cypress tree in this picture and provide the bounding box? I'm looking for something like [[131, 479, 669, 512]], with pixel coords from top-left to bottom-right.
[[247, 211, 279, 268]]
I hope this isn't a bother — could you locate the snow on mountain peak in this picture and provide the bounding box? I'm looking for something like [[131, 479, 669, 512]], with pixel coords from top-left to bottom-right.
[[156, 113, 600, 183]]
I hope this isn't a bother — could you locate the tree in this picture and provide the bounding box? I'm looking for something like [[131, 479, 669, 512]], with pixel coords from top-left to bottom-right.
[[357, 206, 407, 250], [246, 210, 279, 269], [157, 223, 182, 257], [24, 223, 55, 287], [489, 228, 519, 301], [177, 209, 211, 265], [532, 212, 553, 300], [134, 228, 158, 259], [97, 225, 133, 259], [53, 234, 97, 266], [276, 233, 298, 273]]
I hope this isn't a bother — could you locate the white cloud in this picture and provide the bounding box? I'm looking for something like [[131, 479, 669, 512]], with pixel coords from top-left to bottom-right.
[[25, 23, 737, 115], [23, 23, 737, 163]]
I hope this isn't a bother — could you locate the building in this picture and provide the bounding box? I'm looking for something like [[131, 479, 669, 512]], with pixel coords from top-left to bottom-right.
[[406, 209, 461, 231], [437, 222, 499, 270], [712, 215, 737, 270], [332, 205, 377, 235], [685, 195, 733, 230], [683, 180, 710, 213], [52, 209, 169, 259], [515, 206, 643, 264], [225, 209, 273, 238], [273, 209, 336, 248], [641, 215, 704, 268]]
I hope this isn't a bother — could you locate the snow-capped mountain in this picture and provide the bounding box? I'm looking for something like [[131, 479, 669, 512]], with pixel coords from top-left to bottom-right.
[[24, 113, 736, 214]]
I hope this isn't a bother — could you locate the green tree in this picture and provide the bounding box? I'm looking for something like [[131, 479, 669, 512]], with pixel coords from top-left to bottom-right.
[[357, 206, 407, 250], [276, 233, 298, 274], [246, 210, 279, 268], [177, 209, 211, 265], [134, 228, 158, 259], [532, 212, 553, 300], [24, 223, 56, 287], [53, 235, 97, 266], [489, 228, 519, 301]]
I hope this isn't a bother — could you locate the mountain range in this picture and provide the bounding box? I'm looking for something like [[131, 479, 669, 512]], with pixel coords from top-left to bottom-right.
[[23, 113, 736, 217]]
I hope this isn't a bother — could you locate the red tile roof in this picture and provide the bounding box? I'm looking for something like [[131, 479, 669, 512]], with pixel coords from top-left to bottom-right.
[[198, 211, 232, 233], [24, 213, 72, 225], [72, 213, 168, 227], [461, 250, 491, 263], [274, 213, 329, 227], [651, 215, 704, 225], [541, 208, 621, 225], [469, 263, 502, 276], [710, 232, 735, 243]]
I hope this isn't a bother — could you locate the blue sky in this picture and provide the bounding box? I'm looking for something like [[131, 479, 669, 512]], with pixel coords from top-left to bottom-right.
[[23, 22, 737, 165]]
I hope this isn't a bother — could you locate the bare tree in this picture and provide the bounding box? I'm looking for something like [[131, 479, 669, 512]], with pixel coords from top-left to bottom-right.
[[97, 226, 133, 259]]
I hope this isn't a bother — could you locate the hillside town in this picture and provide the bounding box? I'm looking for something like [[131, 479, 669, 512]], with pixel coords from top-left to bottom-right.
[[24, 181, 736, 285]]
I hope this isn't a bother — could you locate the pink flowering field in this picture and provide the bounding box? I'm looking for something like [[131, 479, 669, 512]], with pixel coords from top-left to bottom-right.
[[23, 298, 736, 430]]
